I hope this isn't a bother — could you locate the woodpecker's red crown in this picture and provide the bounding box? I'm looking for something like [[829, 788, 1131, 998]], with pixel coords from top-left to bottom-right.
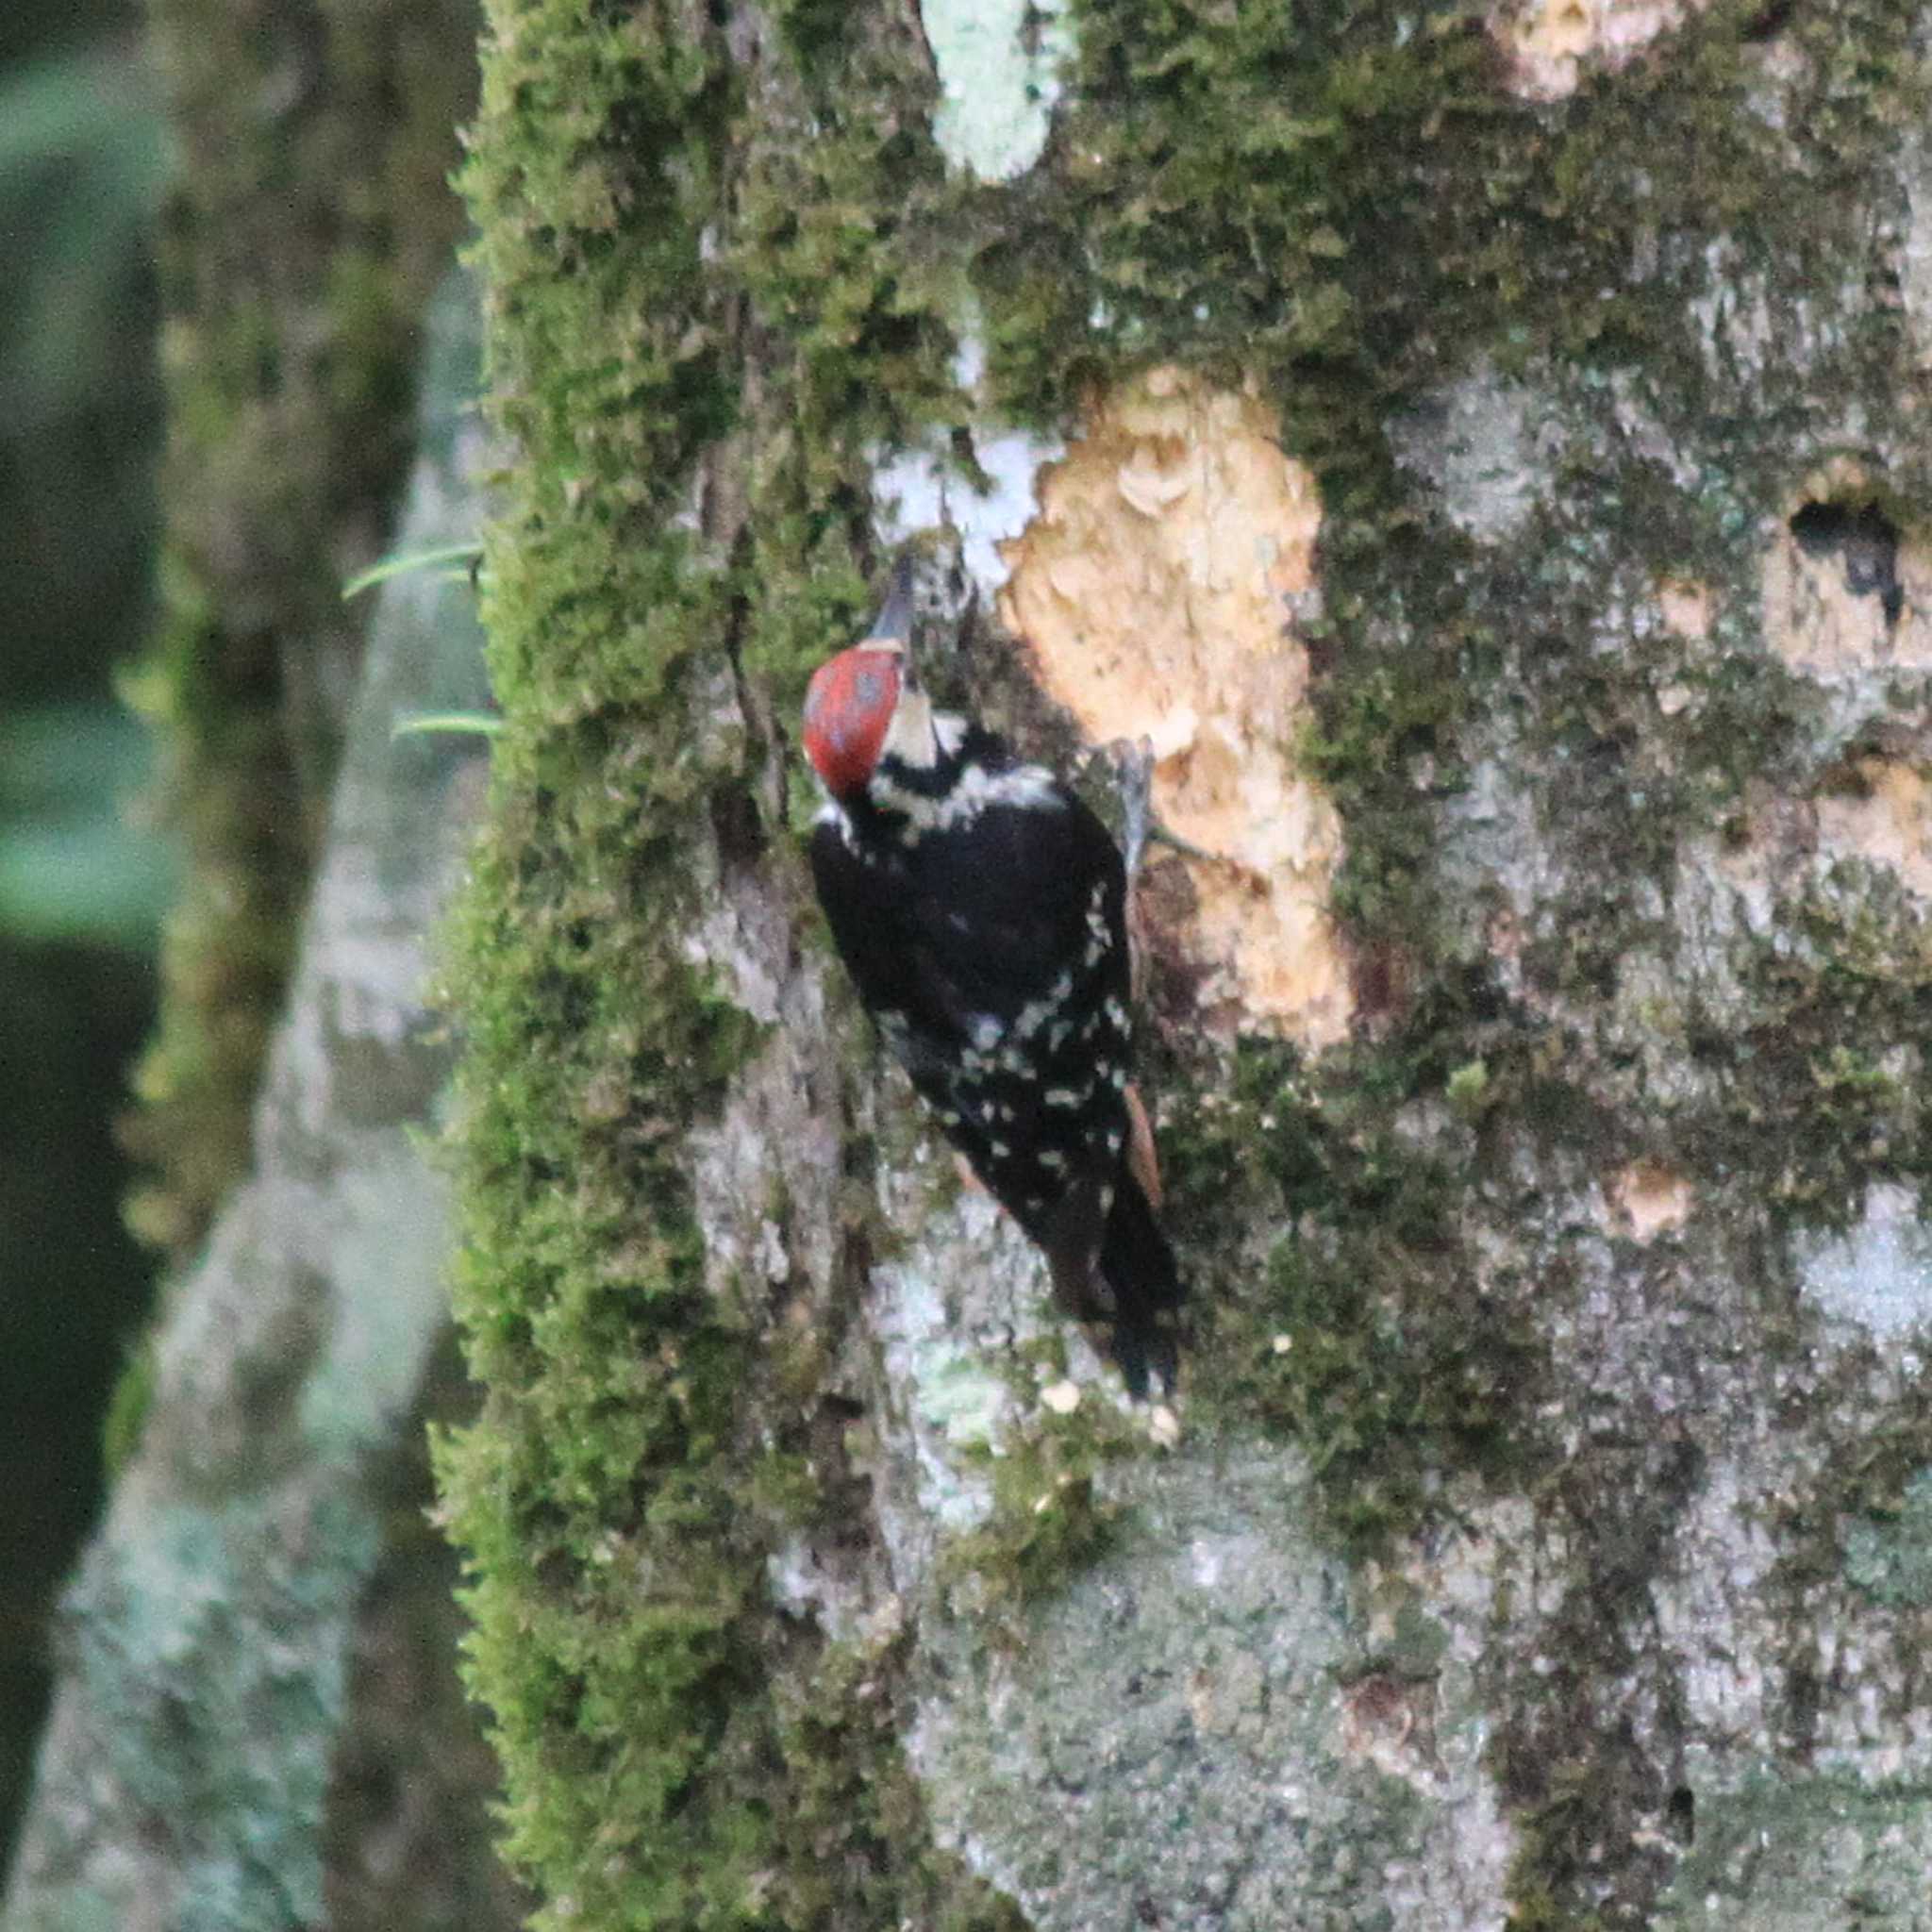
[[803, 643, 904, 800]]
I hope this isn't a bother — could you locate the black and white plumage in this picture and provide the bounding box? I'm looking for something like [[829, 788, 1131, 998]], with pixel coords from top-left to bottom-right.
[[801, 575, 1183, 1394]]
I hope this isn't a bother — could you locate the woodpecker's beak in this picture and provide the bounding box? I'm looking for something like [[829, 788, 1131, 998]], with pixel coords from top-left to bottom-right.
[[866, 557, 916, 650]]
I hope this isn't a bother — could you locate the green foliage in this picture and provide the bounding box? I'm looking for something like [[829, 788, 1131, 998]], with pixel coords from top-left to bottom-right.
[[341, 540, 486, 601], [0, 25, 168, 1890], [100, 1339, 157, 1476], [391, 711, 502, 741], [0, 705, 175, 948], [0, 43, 163, 431]]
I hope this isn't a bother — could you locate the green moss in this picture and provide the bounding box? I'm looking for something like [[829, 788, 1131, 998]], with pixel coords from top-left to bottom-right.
[[941, 1386, 1150, 1611], [1842, 1467, 1932, 1608], [1757, 1360, 1932, 1756], [1301, 628, 1476, 946], [730, 19, 968, 719], [99, 1338, 156, 1478], [1159, 1020, 1554, 1555], [1492, 1467, 1704, 1927], [1657, 867, 1932, 1235], [1446, 1058, 1491, 1119], [438, 8, 776, 1916], [765, 1635, 1032, 1932]]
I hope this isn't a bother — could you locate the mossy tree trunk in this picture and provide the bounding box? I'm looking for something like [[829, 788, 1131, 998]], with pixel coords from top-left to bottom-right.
[[122, 0, 481, 1258], [440, 2, 1932, 1927]]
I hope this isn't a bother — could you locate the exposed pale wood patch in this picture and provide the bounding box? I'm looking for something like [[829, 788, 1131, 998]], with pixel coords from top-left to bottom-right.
[[1606, 1162, 1695, 1242], [999, 367, 1349, 1045]]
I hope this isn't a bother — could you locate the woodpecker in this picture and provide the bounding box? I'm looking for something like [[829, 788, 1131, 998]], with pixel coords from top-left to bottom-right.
[[801, 566, 1183, 1395]]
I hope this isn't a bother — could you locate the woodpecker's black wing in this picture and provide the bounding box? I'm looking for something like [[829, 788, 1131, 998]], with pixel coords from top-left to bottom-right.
[[813, 765, 1126, 1130], [810, 758, 1182, 1391]]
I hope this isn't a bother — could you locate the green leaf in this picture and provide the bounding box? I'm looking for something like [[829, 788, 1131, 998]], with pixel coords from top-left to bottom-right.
[[0, 822, 175, 947], [342, 541, 486, 600], [391, 710, 502, 740]]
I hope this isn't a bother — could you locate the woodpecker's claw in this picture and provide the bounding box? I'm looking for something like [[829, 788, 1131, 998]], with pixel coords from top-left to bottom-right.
[[1107, 737, 1215, 869], [1108, 737, 1156, 882], [1146, 819, 1217, 863]]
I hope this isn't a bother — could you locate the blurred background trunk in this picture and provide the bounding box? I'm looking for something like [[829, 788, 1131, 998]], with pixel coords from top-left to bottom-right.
[[2, 1, 523, 1925]]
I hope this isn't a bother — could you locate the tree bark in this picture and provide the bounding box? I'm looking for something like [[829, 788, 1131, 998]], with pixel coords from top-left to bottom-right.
[[437, 2, 1932, 1928]]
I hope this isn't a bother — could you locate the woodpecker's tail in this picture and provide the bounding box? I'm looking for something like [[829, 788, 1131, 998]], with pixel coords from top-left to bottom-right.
[[1098, 1174, 1184, 1399]]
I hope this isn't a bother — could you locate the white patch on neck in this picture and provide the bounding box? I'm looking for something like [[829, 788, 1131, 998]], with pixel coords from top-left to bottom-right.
[[870, 758, 1066, 836], [881, 682, 940, 770]]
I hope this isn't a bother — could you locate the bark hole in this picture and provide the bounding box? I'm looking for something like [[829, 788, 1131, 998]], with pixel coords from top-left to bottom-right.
[[1666, 1782, 1695, 1846], [1741, 0, 1797, 38], [1789, 500, 1903, 627]]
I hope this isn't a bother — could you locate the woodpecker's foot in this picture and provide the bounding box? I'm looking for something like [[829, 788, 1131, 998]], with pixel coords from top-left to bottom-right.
[[1145, 818, 1217, 863], [1108, 736, 1156, 883], [1106, 736, 1215, 868]]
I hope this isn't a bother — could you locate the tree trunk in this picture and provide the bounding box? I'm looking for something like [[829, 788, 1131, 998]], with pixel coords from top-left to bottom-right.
[[438, 2, 1932, 1928], [122, 0, 478, 1260], [4, 274, 524, 1932]]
